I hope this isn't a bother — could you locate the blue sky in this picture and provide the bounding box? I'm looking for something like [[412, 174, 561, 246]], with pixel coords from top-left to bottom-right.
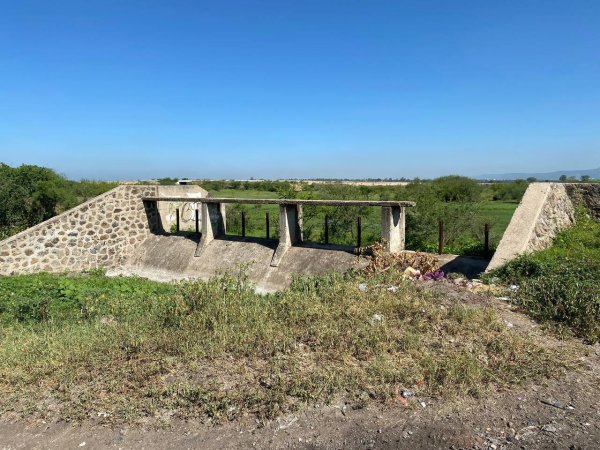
[[1, 0, 599, 180]]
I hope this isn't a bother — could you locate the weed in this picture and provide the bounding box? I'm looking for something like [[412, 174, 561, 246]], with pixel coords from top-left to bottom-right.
[[488, 214, 600, 342], [0, 269, 563, 424]]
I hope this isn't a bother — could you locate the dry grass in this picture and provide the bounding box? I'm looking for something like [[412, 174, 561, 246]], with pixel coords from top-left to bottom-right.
[[0, 269, 566, 425]]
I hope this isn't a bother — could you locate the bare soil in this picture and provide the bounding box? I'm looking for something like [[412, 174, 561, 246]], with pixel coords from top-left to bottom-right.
[[2, 283, 599, 450]]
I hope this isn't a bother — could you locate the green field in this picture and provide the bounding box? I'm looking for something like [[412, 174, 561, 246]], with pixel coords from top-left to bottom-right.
[[203, 186, 519, 254], [476, 200, 520, 244]]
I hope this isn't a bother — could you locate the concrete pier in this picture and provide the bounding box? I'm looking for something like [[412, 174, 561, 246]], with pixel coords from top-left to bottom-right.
[[143, 196, 416, 266], [195, 202, 227, 256], [271, 204, 303, 267], [381, 206, 406, 253]]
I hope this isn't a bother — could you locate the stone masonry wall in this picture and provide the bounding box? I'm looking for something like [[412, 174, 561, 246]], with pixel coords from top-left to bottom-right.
[[525, 183, 575, 253], [564, 183, 600, 220], [0, 185, 160, 276]]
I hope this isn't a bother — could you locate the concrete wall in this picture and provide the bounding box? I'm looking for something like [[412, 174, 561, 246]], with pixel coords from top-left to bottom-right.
[[487, 183, 576, 271], [155, 185, 207, 232], [0, 185, 161, 276]]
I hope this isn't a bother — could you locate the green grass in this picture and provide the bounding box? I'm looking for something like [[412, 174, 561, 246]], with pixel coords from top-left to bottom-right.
[[488, 214, 600, 342], [477, 201, 519, 243], [208, 188, 280, 199], [0, 269, 563, 424]]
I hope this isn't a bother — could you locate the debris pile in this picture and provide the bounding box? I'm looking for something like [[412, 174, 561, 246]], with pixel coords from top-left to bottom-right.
[[362, 241, 440, 275]]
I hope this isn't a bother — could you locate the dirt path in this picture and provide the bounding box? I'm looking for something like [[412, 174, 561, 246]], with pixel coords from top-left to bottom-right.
[[2, 283, 600, 450]]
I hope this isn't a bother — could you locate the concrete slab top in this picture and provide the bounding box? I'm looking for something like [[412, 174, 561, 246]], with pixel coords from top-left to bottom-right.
[[143, 197, 416, 207]]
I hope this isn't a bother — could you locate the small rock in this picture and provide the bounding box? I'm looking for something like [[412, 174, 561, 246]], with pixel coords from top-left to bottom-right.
[[404, 267, 420, 278], [541, 424, 557, 433], [387, 285, 398, 293], [401, 389, 412, 398], [370, 314, 384, 325], [358, 283, 367, 292], [419, 401, 426, 408], [541, 398, 564, 409]]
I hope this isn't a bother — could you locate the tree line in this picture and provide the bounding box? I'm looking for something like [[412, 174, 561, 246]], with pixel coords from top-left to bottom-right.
[[0, 163, 117, 239]]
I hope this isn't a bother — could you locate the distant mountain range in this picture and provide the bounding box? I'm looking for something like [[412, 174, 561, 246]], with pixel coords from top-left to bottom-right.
[[478, 167, 600, 181]]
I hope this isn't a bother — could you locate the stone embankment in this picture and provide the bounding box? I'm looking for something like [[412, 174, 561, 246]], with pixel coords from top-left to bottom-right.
[[0, 185, 205, 276]]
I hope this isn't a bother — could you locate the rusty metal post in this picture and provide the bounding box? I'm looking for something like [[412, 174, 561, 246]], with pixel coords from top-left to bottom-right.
[[241, 211, 246, 238], [438, 220, 444, 255], [266, 212, 270, 239], [176, 208, 180, 233], [324, 215, 329, 244], [484, 223, 490, 256], [357, 216, 362, 248]]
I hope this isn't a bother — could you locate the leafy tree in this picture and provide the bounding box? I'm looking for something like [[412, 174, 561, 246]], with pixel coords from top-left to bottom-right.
[[491, 180, 528, 201], [0, 163, 116, 239], [430, 175, 482, 202], [403, 179, 481, 251]]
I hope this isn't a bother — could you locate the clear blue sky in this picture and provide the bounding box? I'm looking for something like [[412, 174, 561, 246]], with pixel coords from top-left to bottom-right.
[[1, 0, 599, 180]]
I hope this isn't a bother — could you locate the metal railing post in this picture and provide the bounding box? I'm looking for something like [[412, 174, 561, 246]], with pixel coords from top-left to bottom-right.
[[241, 211, 246, 238], [438, 220, 444, 255], [266, 212, 270, 239]]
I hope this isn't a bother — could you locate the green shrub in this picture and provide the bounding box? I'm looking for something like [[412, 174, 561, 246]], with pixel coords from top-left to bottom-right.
[[490, 180, 528, 201], [0, 163, 116, 240], [489, 215, 600, 342], [511, 258, 600, 342]]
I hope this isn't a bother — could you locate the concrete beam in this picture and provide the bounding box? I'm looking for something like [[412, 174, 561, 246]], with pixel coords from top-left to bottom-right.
[[143, 196, 415, 208], [381, 206, 405, 253], [195, 202, 226, 256], [270, 204, 303, 267]]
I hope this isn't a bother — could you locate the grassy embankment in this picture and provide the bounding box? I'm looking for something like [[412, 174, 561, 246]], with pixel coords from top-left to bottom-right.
[[488, 214, 600, 342], [0, 268, 561, 424]]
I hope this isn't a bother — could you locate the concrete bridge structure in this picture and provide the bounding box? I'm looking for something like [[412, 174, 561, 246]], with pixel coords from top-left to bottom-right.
[[143, 195, 415, 267], [0, 185, 416, 291], [2, 181, 596, 289]]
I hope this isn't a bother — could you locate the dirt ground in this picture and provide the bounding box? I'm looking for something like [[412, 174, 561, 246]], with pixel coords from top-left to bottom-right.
[[2, 284, 599, 450]]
